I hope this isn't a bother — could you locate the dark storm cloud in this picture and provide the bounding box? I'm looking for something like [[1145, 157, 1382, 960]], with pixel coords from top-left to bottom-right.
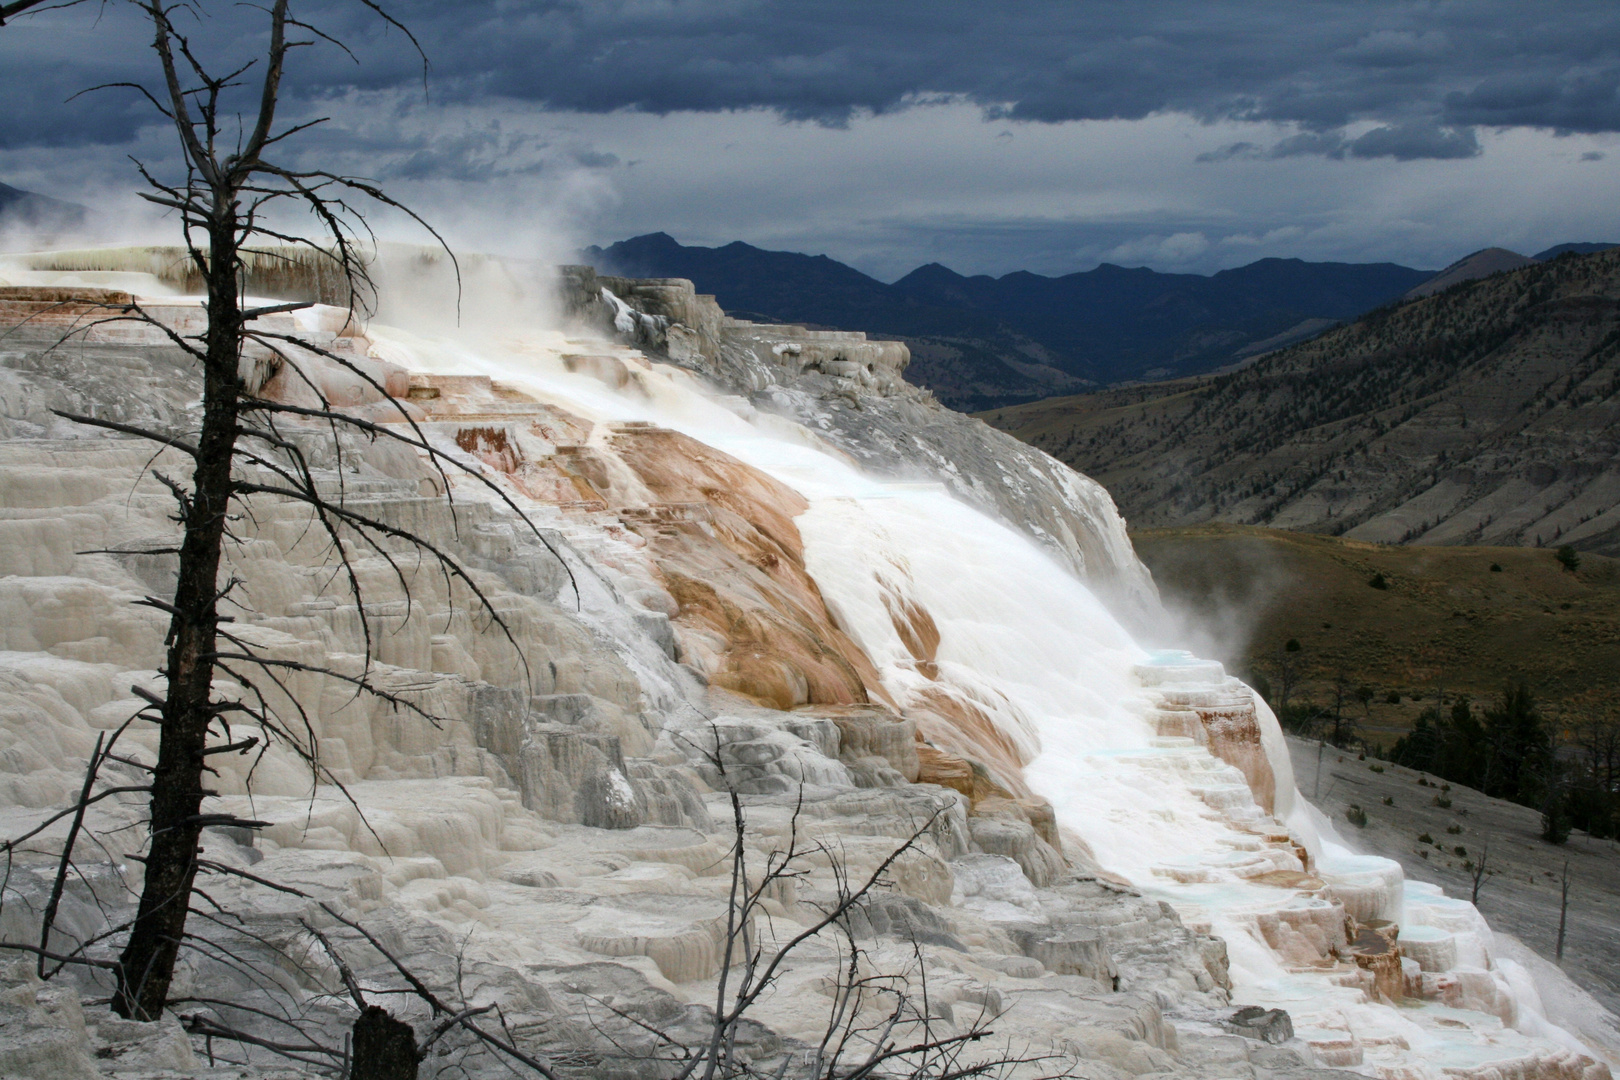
[[5, 0, 1620, 156], [383, 0, 1620, 140], [1349, 122, 1481, 161]]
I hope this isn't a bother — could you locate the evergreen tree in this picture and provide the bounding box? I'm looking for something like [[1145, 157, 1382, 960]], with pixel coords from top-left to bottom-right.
[[1482, 683, 1552, 805], [1392, 707, 1439, 773], [1438, 695, 1488, 791]]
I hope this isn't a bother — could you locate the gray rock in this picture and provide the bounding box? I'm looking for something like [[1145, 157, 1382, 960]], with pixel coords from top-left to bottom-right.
[[1011, 925, 1119, 988], [1224, 1005, 1294, 1045]]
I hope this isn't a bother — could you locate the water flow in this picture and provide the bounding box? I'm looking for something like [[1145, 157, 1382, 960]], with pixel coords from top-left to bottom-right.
[[365, 316, 1307, 953]]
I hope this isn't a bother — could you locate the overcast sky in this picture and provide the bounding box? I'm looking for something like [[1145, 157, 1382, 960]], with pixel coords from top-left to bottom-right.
[[3, 1, 1619, 278]]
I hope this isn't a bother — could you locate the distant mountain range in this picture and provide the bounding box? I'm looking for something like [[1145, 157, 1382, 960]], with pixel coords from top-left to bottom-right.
[[984, 247, 1620, 555], [585, 234, 1620, 410], [0, 181, 86, 234], [586, 232, 1442, 409]]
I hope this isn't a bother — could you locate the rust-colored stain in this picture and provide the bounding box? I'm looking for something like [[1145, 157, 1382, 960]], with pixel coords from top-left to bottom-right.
[[1195, 704, 1278, 815], [454, 426, 521, 473], [909, 685, 1033, 800], [881, 578, 941, 679], [608, 426, 890, 711]]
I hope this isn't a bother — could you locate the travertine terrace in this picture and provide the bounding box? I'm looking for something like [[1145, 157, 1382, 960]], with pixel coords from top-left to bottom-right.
[[0, 251, 1612, 1078]]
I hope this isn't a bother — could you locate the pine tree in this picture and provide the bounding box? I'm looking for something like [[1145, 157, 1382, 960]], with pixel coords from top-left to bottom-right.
[[1482, 683, 1552, 805]]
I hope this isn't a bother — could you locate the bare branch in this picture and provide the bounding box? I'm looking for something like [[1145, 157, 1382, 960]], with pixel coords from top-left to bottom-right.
[[301, 919, 367, 1010]]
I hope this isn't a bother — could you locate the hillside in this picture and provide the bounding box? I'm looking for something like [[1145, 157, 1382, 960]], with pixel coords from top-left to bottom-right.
[[1134, 523, 1620, 739], [1405, 247, 1539, 299], [1286, 736, 1620, 1024], [0, 180, 85, 233], [585, 232, 1428, 408], [985, 248, 1620, 555]]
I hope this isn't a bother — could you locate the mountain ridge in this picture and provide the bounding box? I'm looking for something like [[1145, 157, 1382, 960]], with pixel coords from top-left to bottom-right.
[[982, 247, 1620, 556], [584, 232, 1434, 408]]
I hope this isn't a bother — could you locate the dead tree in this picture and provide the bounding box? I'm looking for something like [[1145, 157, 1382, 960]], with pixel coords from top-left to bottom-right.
[[0, 0, 570, 1035], [1468, 842, 1491, 905], [0, 0, 83, 26], [560, 730, 1080, 1080], [1556, 861, 1570, 963]]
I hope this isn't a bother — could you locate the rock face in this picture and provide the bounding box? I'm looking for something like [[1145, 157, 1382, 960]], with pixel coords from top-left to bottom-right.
[[1226, 1005, 1295, 1045], [0, 257, 1609, 1080]]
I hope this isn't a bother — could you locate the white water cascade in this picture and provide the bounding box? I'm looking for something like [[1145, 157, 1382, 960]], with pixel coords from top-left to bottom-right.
[[0, 252, 1610, 1079], [355, 307, 1604, 1078]]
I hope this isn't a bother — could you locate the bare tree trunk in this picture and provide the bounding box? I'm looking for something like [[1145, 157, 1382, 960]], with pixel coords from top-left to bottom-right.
[[1470, 843, 1490, 905], [1556, 861, 1569, 963], [114, 212, 245, 1020], [354, 1007, 419, 1080]]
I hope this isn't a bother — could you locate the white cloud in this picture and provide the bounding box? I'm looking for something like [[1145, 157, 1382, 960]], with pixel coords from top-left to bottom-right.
[[1103, 232, 1211, 267]]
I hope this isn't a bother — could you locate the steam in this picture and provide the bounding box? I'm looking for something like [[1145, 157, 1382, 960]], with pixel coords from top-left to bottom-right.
[[1130, 528, 1299, 680], [368, 244, 567, 339]]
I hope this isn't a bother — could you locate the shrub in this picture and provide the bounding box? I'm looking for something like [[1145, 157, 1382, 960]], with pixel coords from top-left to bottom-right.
[[1453, 846, 1467, 857], [1435, 796, 1453, 808], [1369, 763, 1385, 773], [1383, 796, 1394, 805], [1369, 572, 1390, 590], [1418, 832, 1434, 844], [1556, 545, 1581, 573], [1386, 691, 1401, 704], [1446, 824, 1462, 835], [1490, 562, 1503, 572], [1420, 850, 1429, 859], [1346, 805, 1369, 828], [1417, 777, 1429, 786]]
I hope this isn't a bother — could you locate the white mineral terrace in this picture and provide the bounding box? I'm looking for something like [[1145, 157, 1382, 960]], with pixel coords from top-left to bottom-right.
[[362, 300, 1611, 1077], [0, 254, 1612, 1079]]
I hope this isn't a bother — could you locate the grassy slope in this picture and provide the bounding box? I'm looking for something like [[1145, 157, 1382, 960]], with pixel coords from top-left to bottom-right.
[[1133, 524, 1620, 744]]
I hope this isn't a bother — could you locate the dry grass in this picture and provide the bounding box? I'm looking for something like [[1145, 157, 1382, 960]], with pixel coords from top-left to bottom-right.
[[1134, 523, 1620, 744]]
